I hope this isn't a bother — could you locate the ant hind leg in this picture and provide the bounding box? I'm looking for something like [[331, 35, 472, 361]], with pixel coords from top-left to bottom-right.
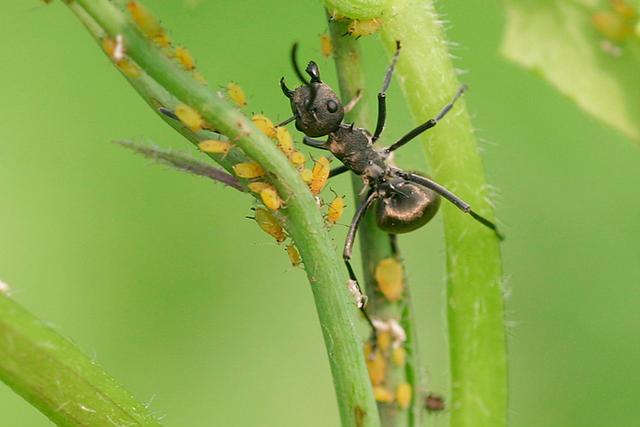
[[399, 171, 504, 240], [386, 84, 467, 153]]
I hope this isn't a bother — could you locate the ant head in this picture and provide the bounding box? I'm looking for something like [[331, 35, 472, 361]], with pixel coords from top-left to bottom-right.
[[280, 61, 344, 138]]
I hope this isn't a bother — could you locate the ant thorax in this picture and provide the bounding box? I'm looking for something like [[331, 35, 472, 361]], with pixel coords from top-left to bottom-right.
[[328, 124, 387, 177]]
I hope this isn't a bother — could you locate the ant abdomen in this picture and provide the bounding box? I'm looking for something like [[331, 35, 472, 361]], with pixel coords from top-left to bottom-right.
[[375, 179, 441, 234]]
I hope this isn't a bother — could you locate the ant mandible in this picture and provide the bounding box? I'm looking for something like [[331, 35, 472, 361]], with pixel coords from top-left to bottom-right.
[[278, 41, 503, 328]]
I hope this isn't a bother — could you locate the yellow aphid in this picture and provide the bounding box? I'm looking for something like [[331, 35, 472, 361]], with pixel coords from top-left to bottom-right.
[[153, 32, 172, 48], [175, 104, 204, 132], [175, 46, 195, 70], [611, 0, 637, 19], [326, 196, 345, 225], [300, 168, 313, 184], [592, 11, 635, 42], [199, 139, 231, 154], [366, 349, 386, 386], [227, 82, 247, 107], [593, 0, 638, 42], [289, 151, 306, 169], [328, 9, 345, 21], [373, 386, 394, 404], [233, 162, 265, 179], [375, 258, 404, 302], [396, 383, 412, 409], [260, 187, 282, 211], [392, 347, 406, 367], [364, 342, 372, 358], [347, 18, 383, 37], [102, 37, 117, 59], [376, 331, 391, 352], [193, 71, 208, 85], [286, 244, 301, 267], [117, 59, 142, 78], [254, 208, 285, 243], [247, 182, 272, 193], [252, 115, 277, 139], [276, 127, 294, 156], [310, 157, 330, 195], [320, 33, 333, 58], [127, 1, 164, 38]]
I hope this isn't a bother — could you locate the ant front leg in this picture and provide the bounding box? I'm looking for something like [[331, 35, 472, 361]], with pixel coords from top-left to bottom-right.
[[372, 41, 402, 143], [389, 233, 400, 257], [343, 189, 378, 344], [328, 165, 349, 178], [301, 136, 330, 150], [385, 84, 467, 153]]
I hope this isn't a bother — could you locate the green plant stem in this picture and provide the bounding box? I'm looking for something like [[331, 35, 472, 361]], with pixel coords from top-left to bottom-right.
[[328, 17, 423, 427], [0, 294, 162, 427], [379, 1, 507, 427], [63, 1, 381, 426]]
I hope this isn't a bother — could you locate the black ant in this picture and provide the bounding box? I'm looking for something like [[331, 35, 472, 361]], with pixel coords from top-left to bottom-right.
[[278, 41, 503, 332]]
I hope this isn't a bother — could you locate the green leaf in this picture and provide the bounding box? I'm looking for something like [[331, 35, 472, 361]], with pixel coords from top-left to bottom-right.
[[501, 0, 640, 142]]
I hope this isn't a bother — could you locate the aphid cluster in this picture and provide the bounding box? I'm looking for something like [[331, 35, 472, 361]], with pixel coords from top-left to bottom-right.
[[279, 41, 503, 330], [364, 316, 411, 407], [103, 2, 208, 84], [157, 68, 340, 268]]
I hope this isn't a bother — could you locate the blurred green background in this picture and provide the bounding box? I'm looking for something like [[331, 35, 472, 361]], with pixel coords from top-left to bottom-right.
[[1, 1, 639, 426]]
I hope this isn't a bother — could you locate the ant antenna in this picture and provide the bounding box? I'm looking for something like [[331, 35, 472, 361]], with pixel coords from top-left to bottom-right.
[[290, 43, 309, 85]]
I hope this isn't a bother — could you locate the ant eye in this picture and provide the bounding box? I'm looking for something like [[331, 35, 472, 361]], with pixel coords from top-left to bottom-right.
[[326, 100, 339, 113]]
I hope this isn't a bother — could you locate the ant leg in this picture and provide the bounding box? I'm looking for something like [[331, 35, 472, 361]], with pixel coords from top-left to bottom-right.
[[385, 84, 467, 153], [302, 136, 330, 150], [344, 189, 379, 342], [389, 234, 400, 257], [372, 41, 402, 143], [398, 171, 504, 240], [276, 116, 295, 127], [329, 165, 350, 178], [290, 43, 309, 85], [159, 107, 179, 121]]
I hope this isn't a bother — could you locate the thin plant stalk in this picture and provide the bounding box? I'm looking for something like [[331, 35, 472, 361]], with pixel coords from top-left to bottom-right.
[[328, 17, 424, 427], [379, 1, 507, 426], [323, 0, 507, 425]]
